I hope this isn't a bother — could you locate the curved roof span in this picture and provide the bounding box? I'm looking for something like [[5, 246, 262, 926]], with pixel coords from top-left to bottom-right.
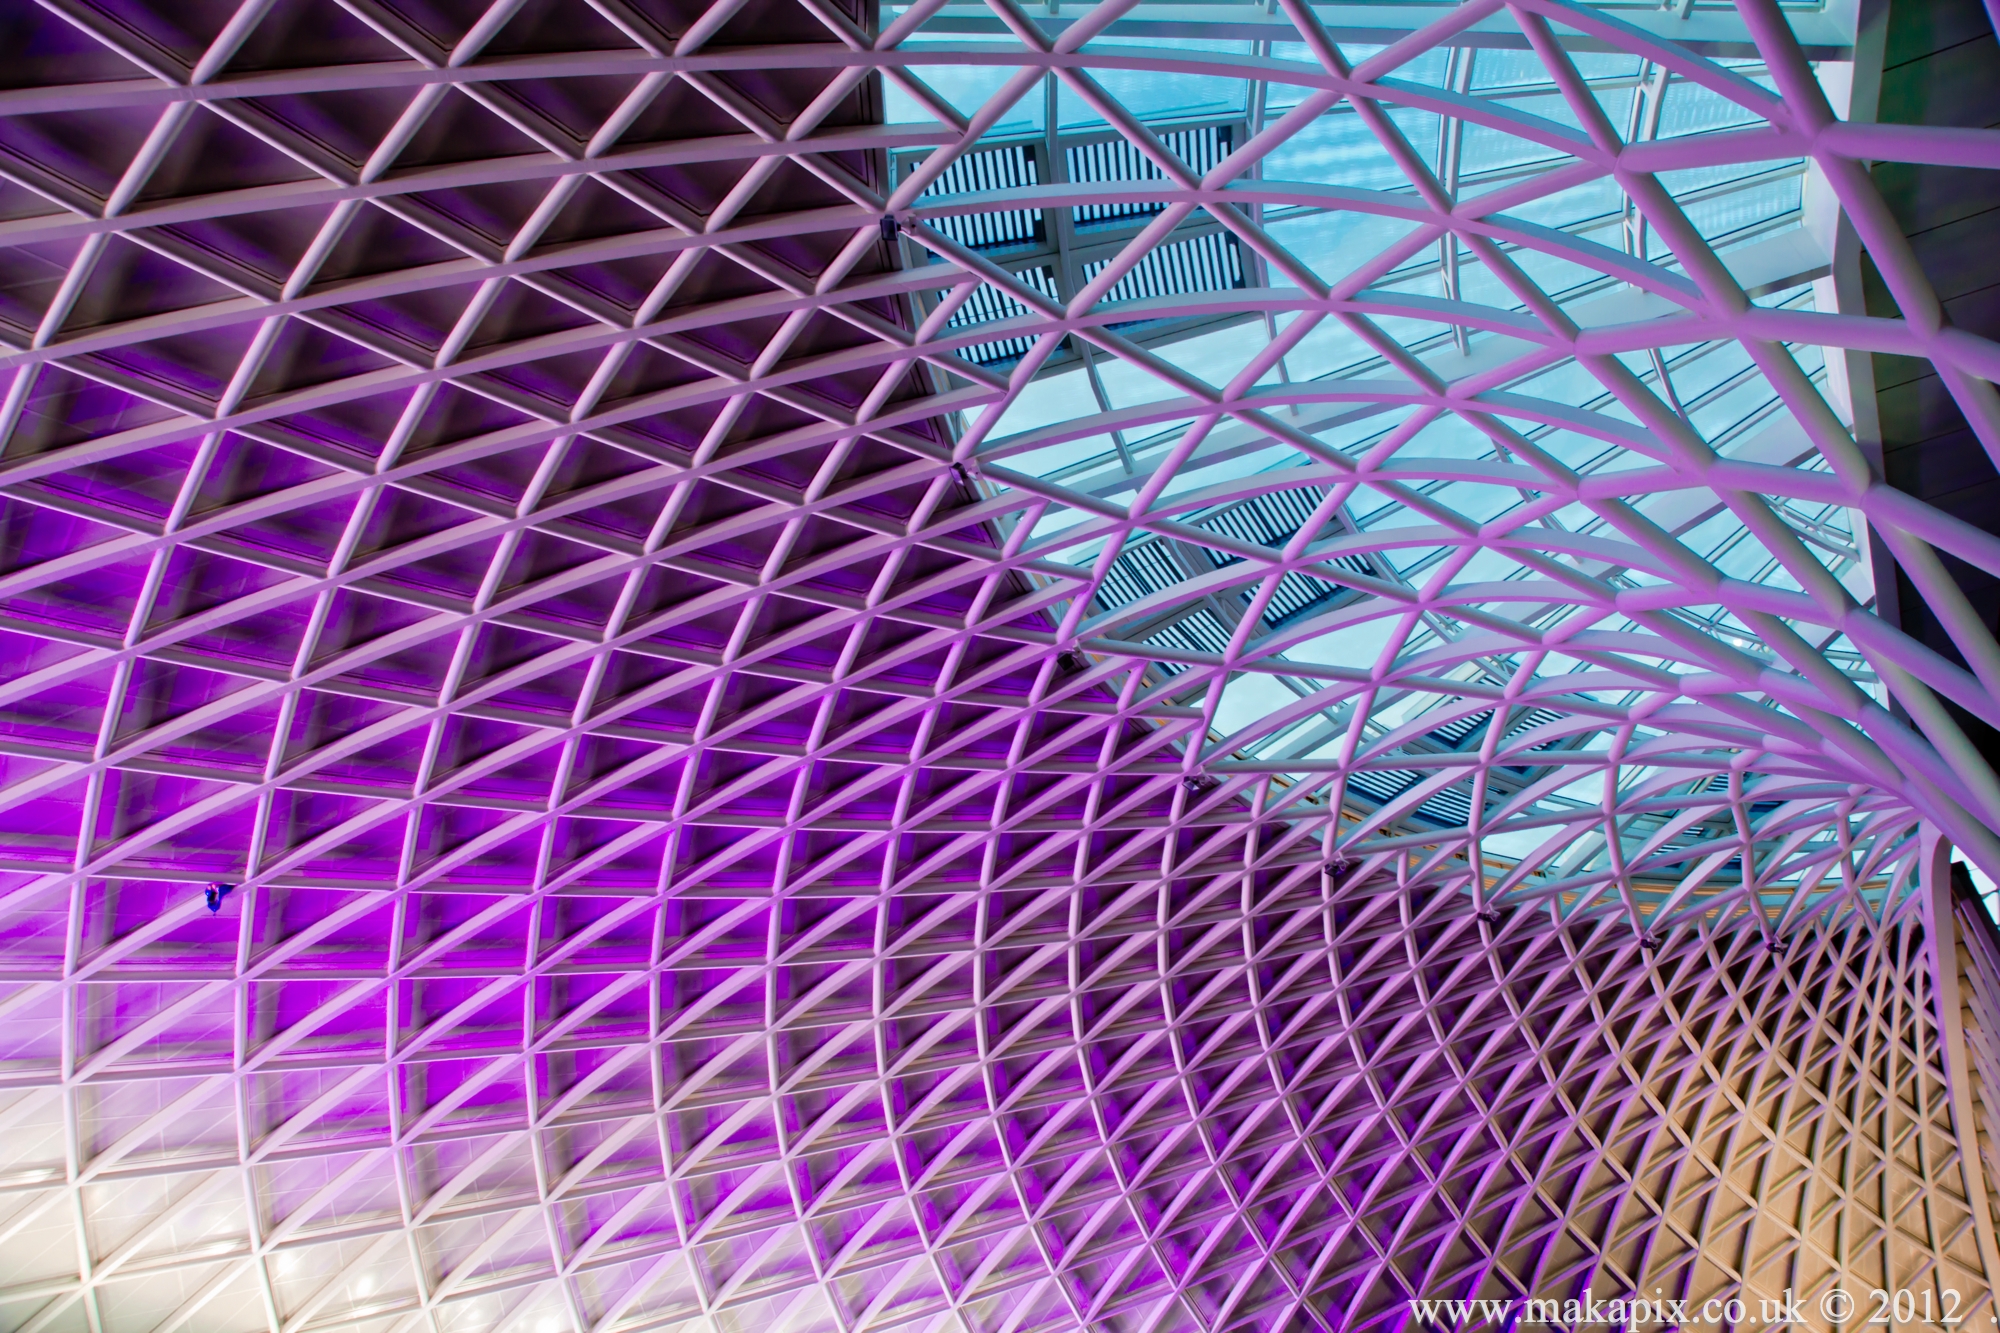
[[0, 0, 1998, 1330]]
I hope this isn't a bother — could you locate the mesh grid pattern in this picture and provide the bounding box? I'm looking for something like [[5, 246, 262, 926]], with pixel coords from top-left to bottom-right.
[[0, 0, 1997, 1330]]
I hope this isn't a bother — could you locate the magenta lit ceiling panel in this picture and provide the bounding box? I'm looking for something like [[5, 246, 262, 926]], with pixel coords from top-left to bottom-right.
[[1, 0, 2000, 1329]]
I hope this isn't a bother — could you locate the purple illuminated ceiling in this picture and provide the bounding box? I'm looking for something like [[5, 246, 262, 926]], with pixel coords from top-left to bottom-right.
[[2, 0, 2000, 1329]]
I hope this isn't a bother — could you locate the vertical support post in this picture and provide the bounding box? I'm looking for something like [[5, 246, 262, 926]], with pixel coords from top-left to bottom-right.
[[1923, 827, 2000, 1295]]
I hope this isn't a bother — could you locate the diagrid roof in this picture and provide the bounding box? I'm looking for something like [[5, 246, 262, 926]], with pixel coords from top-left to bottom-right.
[[1, 0, 1999, 1329]]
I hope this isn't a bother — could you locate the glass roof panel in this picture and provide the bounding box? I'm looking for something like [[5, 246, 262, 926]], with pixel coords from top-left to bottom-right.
[[10, 2, 2000, 1327], [871, 0, 2000, 917]]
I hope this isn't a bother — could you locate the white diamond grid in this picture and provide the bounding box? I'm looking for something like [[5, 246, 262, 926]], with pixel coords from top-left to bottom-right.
[[0, 0, 1994, 1331], [0, 862, 1993, 1333]]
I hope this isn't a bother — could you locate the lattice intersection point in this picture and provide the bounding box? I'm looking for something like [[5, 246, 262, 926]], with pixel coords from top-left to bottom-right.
[[0, 0, 1997, 1329]]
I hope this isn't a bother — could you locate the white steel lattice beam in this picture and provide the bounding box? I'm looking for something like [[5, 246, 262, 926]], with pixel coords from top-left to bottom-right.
[[0, 0, 1995, 1331]]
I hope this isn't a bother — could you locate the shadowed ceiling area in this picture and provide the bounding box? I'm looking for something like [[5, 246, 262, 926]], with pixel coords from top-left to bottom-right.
[[2, 0, 2000, 1330]]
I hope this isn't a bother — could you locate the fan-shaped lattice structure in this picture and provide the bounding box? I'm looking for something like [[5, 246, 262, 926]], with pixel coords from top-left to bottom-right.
[[1, 0, 2000, 1329]]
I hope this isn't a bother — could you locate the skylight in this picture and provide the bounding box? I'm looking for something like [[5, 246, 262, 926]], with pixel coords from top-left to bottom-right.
[[869, 0, 1998, 927], [3, 1, 2000, 1331]]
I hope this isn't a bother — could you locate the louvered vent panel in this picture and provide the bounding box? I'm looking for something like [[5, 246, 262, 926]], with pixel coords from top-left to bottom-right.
[[1265, 571, 1339, 622], [1504, 707, 1568, 740], [1201, 485, 1328, 548], [1082, 230, 1244, 315], [1195, 486, 1369, 625], [1417, 782, 1476, 826], [1066, 125, 1232, 225], [1427, 711, 1490, 749], [917, 144, 1043, 250], [1146, 609, 1232, 664], [1096, 540, 1186, 608], [946, 266, 1061, 366], [1345, 768, 1420, 806]]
